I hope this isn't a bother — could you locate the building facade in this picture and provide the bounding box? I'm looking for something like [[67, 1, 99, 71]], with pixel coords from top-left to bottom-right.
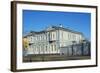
[[23, 25, 88, 55]]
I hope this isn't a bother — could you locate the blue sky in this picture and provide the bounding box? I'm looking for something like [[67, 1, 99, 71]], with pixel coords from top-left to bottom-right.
[[23, 10, 91, 40]]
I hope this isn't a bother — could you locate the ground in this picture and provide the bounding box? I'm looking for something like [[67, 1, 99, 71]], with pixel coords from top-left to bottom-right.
[[23, 54, 91, 62]]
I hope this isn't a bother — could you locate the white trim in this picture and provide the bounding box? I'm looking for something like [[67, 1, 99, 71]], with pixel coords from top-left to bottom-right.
[[17, 3, 96, 70]]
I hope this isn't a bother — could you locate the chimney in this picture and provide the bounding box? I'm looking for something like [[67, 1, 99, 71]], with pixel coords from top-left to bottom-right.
[[59, 24, 63, 27]]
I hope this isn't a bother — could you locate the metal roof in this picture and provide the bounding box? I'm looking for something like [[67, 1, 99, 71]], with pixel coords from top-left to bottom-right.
[[24, 25, 83, 37]]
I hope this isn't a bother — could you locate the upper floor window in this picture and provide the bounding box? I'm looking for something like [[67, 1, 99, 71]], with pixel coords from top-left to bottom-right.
[[50, 33, 52, 40], [62, 32, 63, 38], [68, 33, 70, 39], [52, 33, 55, 40]]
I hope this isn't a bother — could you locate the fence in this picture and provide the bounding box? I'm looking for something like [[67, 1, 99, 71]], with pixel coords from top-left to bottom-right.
[[60, 42, 90, 56]]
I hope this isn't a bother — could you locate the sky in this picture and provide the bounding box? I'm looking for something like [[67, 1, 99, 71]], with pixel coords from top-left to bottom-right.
[[23, 10, 91, 40]]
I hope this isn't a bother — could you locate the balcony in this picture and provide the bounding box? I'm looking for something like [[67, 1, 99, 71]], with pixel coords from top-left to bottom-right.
[[49, 40, 56, 43]]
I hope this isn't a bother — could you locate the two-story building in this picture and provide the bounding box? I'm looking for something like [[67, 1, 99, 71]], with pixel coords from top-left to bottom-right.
[[23, 25, 86, 55]]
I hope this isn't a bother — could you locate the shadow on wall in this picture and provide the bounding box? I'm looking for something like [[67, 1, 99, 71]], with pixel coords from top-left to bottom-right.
[[60, 40, 91, 56]]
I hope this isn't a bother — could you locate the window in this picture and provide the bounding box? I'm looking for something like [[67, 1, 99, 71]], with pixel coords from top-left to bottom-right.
[[29, 37, 31, 42], [68, 33, 70, 39], [42, 35, 44, 40], [40, 35, 41, 40], [54, 45, 56, 51], [48, 32, 50, 41], [62, 32, 63, 39], [50, 33, 52, 40], [72, 34, 74, 40], [53, 33, 55, 39], [51, 45, 53, 51], [31, 36, 33, 40], [74, 35, 76, 40], [35, 36, 37, 41], [45, 46, 47, 51]]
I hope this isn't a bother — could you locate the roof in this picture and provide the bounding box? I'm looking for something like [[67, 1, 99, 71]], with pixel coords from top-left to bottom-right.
[[24, 25, 83, 37], [46, 26, 83, 34]]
